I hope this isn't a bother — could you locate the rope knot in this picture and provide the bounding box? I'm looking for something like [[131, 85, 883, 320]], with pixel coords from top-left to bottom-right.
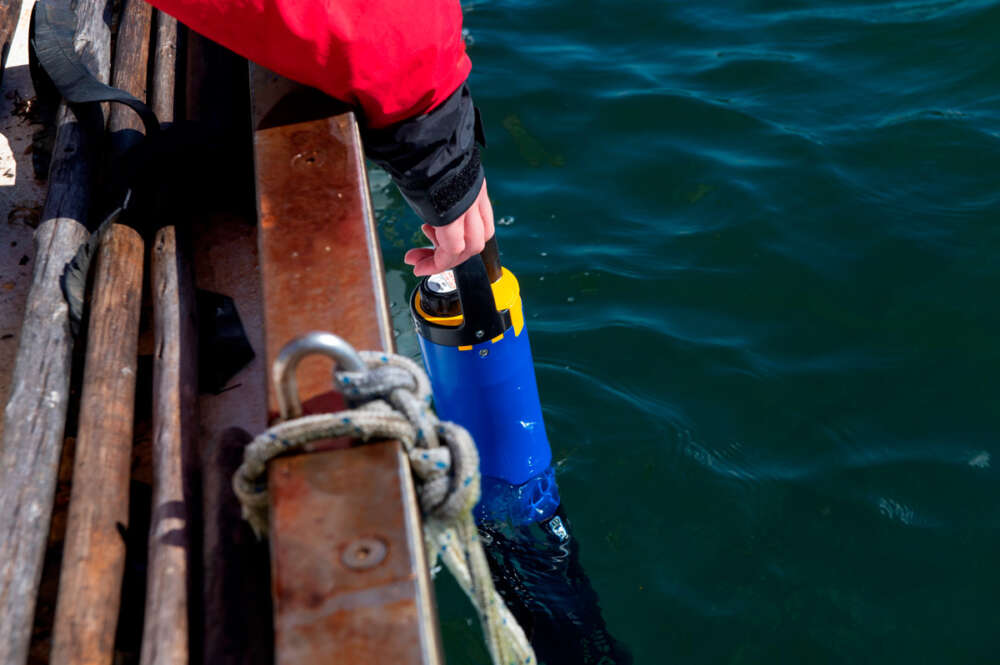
[[409, 420, 480, 520], [334, 363, 415, 402], [234, 350, 475, 534], [231, 336, 535, 665]]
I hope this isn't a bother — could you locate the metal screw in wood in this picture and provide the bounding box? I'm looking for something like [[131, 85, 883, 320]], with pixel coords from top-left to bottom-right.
[[342, 537, 388, 570]]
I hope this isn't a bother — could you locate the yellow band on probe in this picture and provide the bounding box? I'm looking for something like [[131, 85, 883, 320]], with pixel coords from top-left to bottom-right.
[[414, 267, 525, 338]]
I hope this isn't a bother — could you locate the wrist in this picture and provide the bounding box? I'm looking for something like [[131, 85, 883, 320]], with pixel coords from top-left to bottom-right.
[[362, 83, 487, 226]]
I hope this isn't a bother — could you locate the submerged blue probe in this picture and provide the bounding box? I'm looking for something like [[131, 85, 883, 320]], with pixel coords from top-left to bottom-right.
[[410, 237, 560, 525]]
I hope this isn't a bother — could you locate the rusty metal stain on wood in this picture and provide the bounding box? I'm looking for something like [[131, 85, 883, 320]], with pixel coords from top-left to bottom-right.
[[254, 113, 393, 418], [252, 67, 441, 664]]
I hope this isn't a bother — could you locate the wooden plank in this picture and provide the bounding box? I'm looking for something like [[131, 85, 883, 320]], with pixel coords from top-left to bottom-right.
[[201, 425, 274, 665], [0, 1, 112, 662], [269, 442, 441, 665], [192, 212, 274, 665], [251, 67, 441, 665], [49, 223, 144, 665], [183, 33, 272, 665], [253, 103, 393, 417], [189, 209, 272, 665]]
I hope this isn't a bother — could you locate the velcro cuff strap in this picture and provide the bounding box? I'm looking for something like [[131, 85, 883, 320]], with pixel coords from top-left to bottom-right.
[[362, 83, 486, 227], [424, 147, 484, 226]]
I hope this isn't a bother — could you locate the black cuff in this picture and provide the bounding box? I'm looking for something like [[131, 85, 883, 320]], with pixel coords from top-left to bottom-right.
[[362, 83, 486, 226]]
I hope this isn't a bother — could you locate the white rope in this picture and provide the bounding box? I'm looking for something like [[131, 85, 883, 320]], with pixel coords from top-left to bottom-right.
[[233, 351, 537, 665]]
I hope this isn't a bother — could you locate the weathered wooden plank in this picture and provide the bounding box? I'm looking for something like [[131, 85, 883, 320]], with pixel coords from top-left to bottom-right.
[[251, 66, 441, 664], [201, 426, 274, 665], [49, 223, 144, 665], [194, 221, 274, 664], [0, 1, 112, 662], [183, 33, 271, 665], [269, 442, 442, 665], [253, 107, 393, 418], [192, 213, 273, 665], [185, 30, 250, 125]]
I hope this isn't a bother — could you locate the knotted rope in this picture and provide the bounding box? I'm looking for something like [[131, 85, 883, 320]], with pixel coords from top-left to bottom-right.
[[233, 350, 536, 665]]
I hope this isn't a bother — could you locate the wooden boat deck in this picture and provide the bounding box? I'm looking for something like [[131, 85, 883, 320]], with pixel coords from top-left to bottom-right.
[[1, 2, 439, 663], [0, 0, 44, 441]]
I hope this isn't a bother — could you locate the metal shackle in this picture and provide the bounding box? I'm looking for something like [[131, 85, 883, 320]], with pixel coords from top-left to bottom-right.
[[273, 332, 366, 421]]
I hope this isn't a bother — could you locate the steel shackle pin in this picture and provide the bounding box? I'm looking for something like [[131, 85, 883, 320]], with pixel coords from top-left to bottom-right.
[[273, 332, 366, 421]]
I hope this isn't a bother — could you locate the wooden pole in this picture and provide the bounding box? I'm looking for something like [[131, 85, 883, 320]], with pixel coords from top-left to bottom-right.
[[50, 1, 150, 663], [151, 12, 178, 124], [142, 225, 197, 665], [139, 13, 193, 665], [49, 224, 144, 665], [0, 1, 111, 663], [108, 0, 153, 155]]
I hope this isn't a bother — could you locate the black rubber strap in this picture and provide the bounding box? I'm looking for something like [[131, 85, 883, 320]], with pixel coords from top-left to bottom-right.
[[30, 0, 164, 331], [30, 0, 159, 137]]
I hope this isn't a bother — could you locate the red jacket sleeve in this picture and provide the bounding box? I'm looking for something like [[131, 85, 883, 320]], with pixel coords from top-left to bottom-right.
[[146, 0, 472, 128]]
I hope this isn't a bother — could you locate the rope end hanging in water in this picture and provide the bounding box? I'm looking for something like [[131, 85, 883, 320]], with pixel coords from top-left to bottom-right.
[[231, 333, 536, 665]]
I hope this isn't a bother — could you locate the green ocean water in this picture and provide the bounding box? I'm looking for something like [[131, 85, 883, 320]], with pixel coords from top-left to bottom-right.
[[372, 1, 1000, 662]]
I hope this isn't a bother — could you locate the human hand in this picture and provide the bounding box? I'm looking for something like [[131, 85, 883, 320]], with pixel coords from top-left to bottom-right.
[[404, 179, 495, 277]]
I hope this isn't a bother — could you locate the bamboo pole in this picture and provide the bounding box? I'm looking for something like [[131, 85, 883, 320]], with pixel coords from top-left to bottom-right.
[[49, 1, 151, 663], [0, 1, 112, 662]]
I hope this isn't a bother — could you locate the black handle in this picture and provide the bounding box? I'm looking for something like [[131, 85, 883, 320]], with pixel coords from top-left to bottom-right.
[[452, 236, 506, 341]]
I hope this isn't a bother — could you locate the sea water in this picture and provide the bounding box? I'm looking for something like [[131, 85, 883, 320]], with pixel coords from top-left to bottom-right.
[[373, 1, 1000, 662]]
